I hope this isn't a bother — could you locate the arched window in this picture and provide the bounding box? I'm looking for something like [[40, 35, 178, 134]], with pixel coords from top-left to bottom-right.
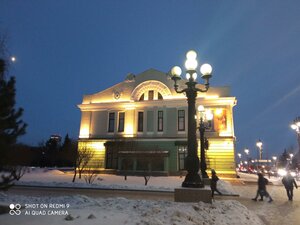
[[139, 94, 144, 101], [158, 92, 163, 100]]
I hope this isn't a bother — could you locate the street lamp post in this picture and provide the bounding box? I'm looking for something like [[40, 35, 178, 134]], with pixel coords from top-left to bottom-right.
[[171, 50, 213, 188], [244, 148, 249, 172], [289, 153, 294, 166], [291, 117, 300, 153], [256, 139, 263, 170], [272, 156, 277, 169], [198, 105, 213, 179]]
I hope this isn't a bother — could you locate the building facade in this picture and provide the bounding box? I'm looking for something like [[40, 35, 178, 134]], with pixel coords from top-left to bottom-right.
[[78, 69, 237, 176]]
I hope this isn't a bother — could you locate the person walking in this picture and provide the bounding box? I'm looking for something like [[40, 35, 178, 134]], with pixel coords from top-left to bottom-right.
[[210, 169, 222, 198], [252, 173, 273, 203], [282, 170, 298, 201]]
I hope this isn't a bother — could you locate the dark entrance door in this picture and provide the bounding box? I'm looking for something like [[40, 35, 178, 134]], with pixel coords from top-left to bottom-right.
[[105, 146, 118, 169]]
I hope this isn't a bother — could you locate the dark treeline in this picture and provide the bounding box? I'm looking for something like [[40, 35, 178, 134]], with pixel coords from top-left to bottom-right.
[[9, 134, 78, 168]]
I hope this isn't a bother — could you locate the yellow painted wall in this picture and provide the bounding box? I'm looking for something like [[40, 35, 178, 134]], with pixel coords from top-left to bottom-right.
[[78, 140, 106, 169], [206, 138, 236, 175]]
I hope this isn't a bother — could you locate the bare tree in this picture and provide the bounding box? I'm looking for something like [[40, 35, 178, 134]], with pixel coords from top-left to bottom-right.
[[83, 166, 98, 184], [72, 146, 94, 182]]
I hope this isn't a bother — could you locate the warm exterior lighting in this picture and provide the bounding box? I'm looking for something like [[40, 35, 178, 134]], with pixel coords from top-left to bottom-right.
[[206, 111, 213, 121], [79, 127, 90, 138], [215, 109, 223, 116], [272, 156, 277, 161], [171, 50, 213, 188], [198, 105, 205, 112]]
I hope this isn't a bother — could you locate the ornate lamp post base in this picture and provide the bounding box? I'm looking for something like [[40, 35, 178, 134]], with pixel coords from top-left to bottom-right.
[[182, 173, 204, 188], [182, 155, 204, 188]]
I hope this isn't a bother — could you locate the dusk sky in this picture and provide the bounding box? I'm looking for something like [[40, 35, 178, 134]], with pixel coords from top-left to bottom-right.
[[1, 1, 300, 159]]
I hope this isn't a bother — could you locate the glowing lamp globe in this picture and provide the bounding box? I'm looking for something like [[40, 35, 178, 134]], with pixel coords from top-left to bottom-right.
[[291, 124, 297, 130], [192, 72, 197, 80], [200, 63, 212, 78], [198, 105, 205, 112], [186, 50, 197, 60], [206, 111, 213, 121], [171, 66, 182, 77], [186, 73, 191, 80], [185, 58, 198, 70]]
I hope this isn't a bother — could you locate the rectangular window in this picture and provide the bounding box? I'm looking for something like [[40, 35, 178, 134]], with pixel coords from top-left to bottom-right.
[[178, 110, 185, 131], [158, 110, 163, 131], [138, 112, 144, 132], [118, 112, 125, 132], [108, 112, 115, 132], [148, 90, 154, 100]]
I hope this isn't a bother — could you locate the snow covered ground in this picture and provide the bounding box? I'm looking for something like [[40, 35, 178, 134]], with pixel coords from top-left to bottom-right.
[[0, 194, 263, 225], [14, 168, 237, 195], [1, 169, 300, 225]]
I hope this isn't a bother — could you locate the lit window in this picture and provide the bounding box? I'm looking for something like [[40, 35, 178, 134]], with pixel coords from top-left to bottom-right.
[[148, 90, 154, 100], [158, 92, 163, 100], [118, 112, 125, 132], [139, 94, 144, 101]]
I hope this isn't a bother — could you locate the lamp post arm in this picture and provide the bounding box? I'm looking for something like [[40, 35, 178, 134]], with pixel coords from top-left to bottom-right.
[[194, 79, 210, 93], [174, 86, 186, 94], [194, 86, 209, 93]]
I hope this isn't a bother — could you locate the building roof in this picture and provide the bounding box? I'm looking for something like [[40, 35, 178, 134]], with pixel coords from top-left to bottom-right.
[[80, 68, 234, 105]]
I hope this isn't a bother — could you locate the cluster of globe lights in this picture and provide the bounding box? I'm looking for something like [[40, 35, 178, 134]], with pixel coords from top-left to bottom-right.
[[291, 117, 300, 133], [171, 50, 212, 81]]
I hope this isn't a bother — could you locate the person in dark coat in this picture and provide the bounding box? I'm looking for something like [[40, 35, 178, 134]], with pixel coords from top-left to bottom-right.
[[210, 169, 222, 198], [252, 173, 273, 202], [282, 170, 298, 201]]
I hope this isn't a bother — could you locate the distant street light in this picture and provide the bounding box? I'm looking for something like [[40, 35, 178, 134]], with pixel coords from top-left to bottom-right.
[[256, 140, 263, 160], [237, 153, 242, 159], [10, 56, 16, 62], [256, 139, 263, 169], [291, 117, 300, 154], [244, 148, 250, 172], [171, 50, 213, 188], [244, 149, 249, 155], [272, 156, 277, 169], [289, 153, 294, 165]]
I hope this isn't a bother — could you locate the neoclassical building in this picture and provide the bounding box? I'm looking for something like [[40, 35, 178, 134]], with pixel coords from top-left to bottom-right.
[[78, 69, 237, 176]]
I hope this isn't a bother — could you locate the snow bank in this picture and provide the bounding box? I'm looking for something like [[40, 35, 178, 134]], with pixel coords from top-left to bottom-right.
[[0, 193, 264, 225]]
